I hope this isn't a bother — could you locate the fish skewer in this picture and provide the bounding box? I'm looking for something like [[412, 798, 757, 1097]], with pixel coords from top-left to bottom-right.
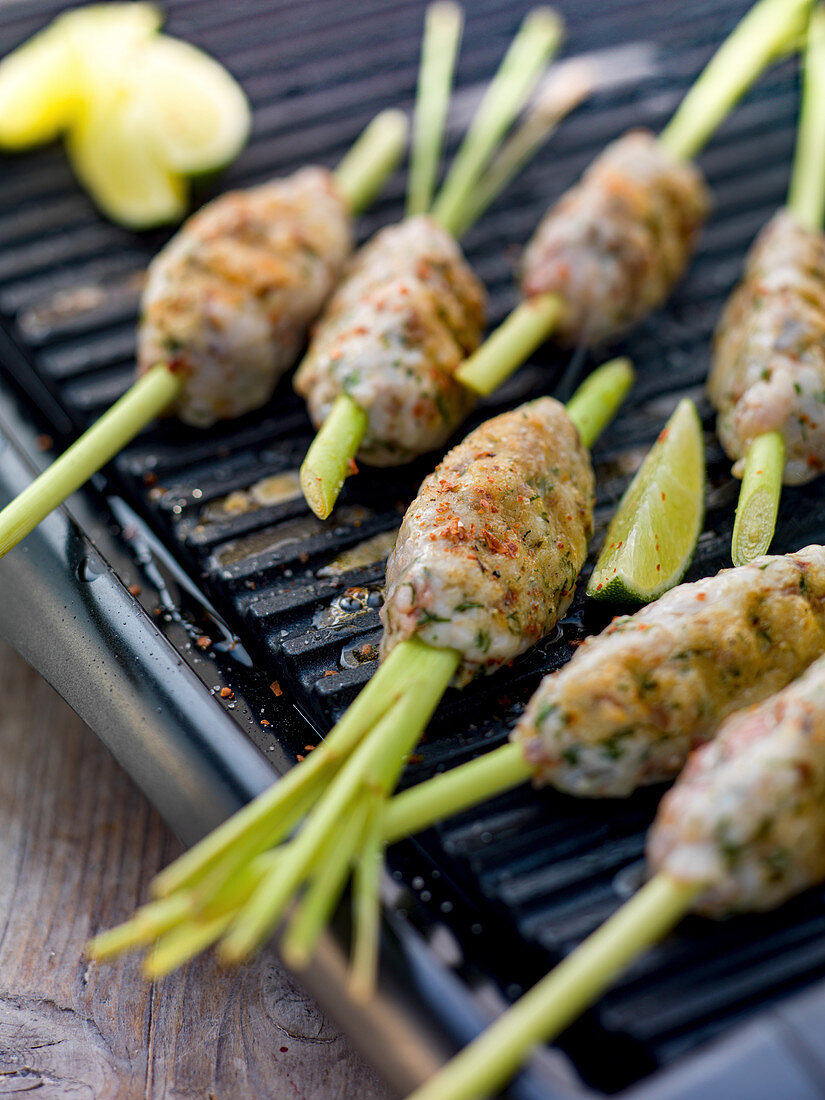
[[0, 105, 409, 558], [405, 645, 825, 1100], [88, 355, 634, 980], [298, 7, 569, 518], [383, 544, 825, 838], [300, 0, 813, 520], [460, 0, 815, 396], [710, 6, 825, 565]]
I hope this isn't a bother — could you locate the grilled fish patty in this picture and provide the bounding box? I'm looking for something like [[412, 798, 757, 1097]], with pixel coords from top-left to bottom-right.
[[139, 167, 351, 428], [294, 216, 486, 466], [514, 546, 825, 796], [709, 209, 825, 485], [649, 650, 825, 917], [521, 129, 709, 346], [381, 397, 594, 687]]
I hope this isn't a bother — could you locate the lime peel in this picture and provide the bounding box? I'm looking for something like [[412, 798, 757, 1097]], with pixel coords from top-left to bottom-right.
[[587, 398, 705, 604]]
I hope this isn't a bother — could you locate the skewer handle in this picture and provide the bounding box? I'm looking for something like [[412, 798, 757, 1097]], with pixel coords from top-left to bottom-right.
[[0, 363, 181, 560], [335, 109, 409, 215], [406, 875, 699, 1100], [407, 2, 464, 217], [300, 394, 368, 519], [659, 0, 815, 162], [731, 430, 784, 567], [456, 293, 563, 395]]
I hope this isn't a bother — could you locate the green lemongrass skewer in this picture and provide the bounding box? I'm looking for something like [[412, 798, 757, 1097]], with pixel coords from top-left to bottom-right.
[[280, 802, 371, 968], [565, 355, 634, 449], [0, 363, 181, 560], [349, 795, 385, 1000], [334, 109, 410, 215], [220, 641, 459, 962], [408, 2, 464, 216], [372, 357, 635, 843], [788, 4, 825, 233], [151, 637, 422, 900], [300, 10, 564, 519], [406, 876, 700, 1100], [730, 5, 825, 566], [456, 294, 564, 396], [731, 430, 785, 567], [300, 395, 369, 520], [88, 891, 194, 961], [432, 7, 564, 235], [145, 913, 235, 979], [385, 741, 533, 843], [0, 111, 407, 561], [658, 0, 815, 162], [448, 60, 594, 239]]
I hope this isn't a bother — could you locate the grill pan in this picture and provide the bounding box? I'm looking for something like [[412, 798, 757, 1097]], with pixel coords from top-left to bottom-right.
[[2, 1, 825, 1096]]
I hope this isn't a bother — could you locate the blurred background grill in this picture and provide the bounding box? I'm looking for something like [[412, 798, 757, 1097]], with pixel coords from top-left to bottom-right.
[[2, 0, 825, 1095]]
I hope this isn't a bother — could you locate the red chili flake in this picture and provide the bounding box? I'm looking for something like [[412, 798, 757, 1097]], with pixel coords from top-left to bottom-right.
[[696, 592, 707, 601], [304, 745, 315, 752], [596, 582, 604, 590], [661, 492, 666, 502], [348, 458, 359, 475], [196, 635, 211, 650], [298, 551, 309, 564], [260, 719, 271, 727], [143, 471, 158, 487], [408, 753, 424, 765], [323, 669, 337, 677], [128, 583, 142, 597], [220, 687, 234, 699], [35, 434, 53, 451], [296, 754, 305, 762], [656, 563, 661, 571], [270, 681, 283, 697]]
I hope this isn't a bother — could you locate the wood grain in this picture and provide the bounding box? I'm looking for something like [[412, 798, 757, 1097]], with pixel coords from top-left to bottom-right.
[[0, 639, 392, 1099]]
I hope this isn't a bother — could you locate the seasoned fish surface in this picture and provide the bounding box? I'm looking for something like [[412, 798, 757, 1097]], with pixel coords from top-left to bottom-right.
[[709, 209, 825, 485], [521, 130, 709, 345], [649, 651, 825, 917], [139, 167, 351, 428], [294, 216, 486, 466], [514, 546, 825, 796], [381, 398, 594, 687]]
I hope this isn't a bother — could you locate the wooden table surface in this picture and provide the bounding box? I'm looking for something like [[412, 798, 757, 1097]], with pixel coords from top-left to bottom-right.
[[0, 639, 393, 1099]]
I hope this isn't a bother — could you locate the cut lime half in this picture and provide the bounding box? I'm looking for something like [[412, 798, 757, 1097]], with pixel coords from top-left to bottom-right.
[[587, 398, 705, 604]]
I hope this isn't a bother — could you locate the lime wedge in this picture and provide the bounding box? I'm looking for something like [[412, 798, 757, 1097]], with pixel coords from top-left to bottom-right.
[[130, 36, 251, 174], [587, 398, 705, 604], [0, 4, 161, 150], [0, 28, 75, 148], [67, 80, 187, 229]]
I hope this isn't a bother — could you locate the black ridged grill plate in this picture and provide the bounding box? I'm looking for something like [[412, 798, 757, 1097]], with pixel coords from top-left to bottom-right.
[[2, 0, 825, 1093]]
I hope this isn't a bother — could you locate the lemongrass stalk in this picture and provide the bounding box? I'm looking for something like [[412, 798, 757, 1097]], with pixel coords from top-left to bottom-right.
[[408, 3, 464, 216], [659, 0, 815, 162], [0, 363, 180, 560], [300, 395, 369, 519], [565, 356, 634, 449], [221, 695, 409, 963], [221, 641, 459, 962], [349, 796, 385, 1000], [280, 802, 370, 968], [335, 109, 409, 215], [730, 7, 825, 567], [152, 637, 418, 900], [456, 294, 563, 395], [432, 8, 564, 236], [87, 892, 194, 961], [145, 913, 235, 979], [448, 60, 594, 238], [788, 7, 825, 231], [384, 742, 532, 844], [731, 430, 785, 567], [406, 875, 700, 1100]]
